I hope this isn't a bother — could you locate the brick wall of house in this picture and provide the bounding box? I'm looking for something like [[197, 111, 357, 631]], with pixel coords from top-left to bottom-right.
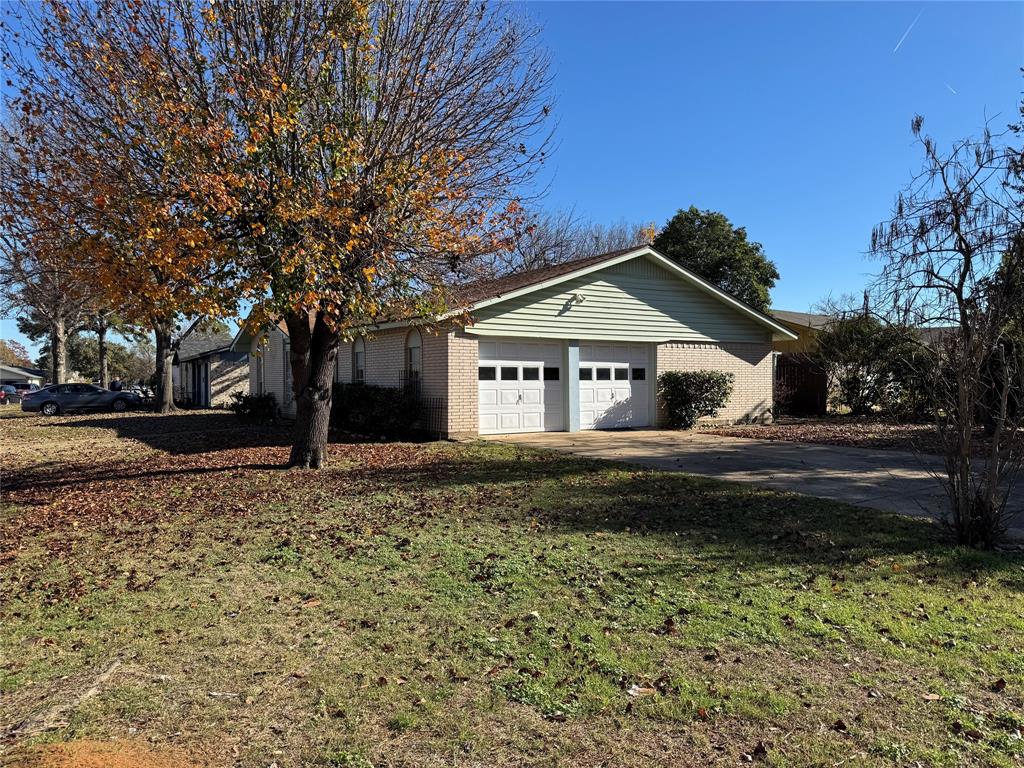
[[332, 326, 451, 434], [445, 329, 478, 437], [209, 355, 249, 407], [656, 341, 773, 424]]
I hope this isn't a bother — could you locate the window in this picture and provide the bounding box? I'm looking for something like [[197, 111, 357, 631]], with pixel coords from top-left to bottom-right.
[[632, 367, 646, 381], [478, 366, 496, 380], [614, 368, 628, 380], [352, 337, 366, 383], [579, 367, 593, 381], [405, 329, 422, 382], [543, 367, 560, 381], [282, 338, 292, 404], [522, 367, 540, 381], [596, 367, 611, 380], [500, 366, 518, 381]]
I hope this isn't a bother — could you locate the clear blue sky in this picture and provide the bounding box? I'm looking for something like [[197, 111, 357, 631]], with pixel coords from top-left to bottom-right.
[[2, 1, 1021, 358], [526, 0, 1022, 311]]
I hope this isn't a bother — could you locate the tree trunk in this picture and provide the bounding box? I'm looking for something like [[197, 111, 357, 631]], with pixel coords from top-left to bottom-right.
[[50, 316, 67, 384], [286, 313, 339, 469], [97, 320, 109, 388], [153, 323, 177, 414]]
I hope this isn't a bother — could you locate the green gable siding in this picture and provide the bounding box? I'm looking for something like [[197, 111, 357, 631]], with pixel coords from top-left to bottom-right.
[[468, 255, 771, 343]]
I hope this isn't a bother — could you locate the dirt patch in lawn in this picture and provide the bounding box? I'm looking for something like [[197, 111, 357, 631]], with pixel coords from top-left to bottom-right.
[[10, 740, 199, 768]]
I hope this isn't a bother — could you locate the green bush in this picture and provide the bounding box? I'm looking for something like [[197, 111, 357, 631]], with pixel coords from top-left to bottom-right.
[[332, 383, 422, 436], [815, 315, 930, 417], [228, 391, 277, 422], [657, 370, 734, 429]]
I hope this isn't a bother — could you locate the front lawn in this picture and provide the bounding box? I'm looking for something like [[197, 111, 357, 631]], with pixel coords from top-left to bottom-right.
[[1, 412, 1022, 767]]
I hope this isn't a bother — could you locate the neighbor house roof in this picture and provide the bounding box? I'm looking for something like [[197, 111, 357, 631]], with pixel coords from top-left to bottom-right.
[[770, 310, 832, 331], [0, 363, 46, 380], [176, 328, 235, 362]]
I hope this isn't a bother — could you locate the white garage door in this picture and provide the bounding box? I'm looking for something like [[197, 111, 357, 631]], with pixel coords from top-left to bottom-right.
[[478, 339, 564, 434], [579, 343, 651, 429]]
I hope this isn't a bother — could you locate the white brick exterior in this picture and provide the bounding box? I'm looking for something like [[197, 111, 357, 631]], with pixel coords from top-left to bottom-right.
[[656, 341, 774, 425]]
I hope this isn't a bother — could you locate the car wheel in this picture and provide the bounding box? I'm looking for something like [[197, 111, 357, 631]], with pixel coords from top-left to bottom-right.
[[111, 398, 127, 413], [41, 401, 60, 416]]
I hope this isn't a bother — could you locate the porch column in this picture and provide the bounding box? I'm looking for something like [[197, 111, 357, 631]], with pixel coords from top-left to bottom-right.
[[566, 339, 580, 432]]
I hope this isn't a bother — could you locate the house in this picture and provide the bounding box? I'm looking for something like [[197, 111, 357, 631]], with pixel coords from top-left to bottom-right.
[[0, 364, 46, 388], [770, 310, 831, 355], [769, 310, 831, 416], [233, 245, 797, 436], [173, 329, 249, 408]]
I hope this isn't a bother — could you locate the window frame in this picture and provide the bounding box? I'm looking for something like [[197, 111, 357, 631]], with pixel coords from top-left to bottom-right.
[[405, 329, 423, 382], [352, 337, 366, 383]]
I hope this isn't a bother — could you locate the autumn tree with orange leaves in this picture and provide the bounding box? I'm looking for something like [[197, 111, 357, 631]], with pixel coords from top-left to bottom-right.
[[2, 0, 552, 462]]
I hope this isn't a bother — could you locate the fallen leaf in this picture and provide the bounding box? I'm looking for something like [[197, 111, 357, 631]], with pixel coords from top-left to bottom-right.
[[627, 684, 657, 698]]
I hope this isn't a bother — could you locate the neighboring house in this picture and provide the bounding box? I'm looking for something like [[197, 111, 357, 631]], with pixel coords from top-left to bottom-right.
[[233, 245, 797, 436], [0, 364, 46, 388], [770, 310, 831, 355], [231, 321, 296, 417], [770, 310, 831, 416], [174, 329, 249, 408]]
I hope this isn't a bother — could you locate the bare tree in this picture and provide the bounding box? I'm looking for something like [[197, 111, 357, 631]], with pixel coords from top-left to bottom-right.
[[871, 116, 1024, 548], [488, 209, 654, 274]]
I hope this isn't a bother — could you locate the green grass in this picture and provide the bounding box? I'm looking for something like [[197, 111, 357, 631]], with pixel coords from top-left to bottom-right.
[[1, 411, 1022, 767]]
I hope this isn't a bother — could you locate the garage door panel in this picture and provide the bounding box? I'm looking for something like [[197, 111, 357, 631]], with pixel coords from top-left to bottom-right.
[[478, 339, 564, 435], [578, 343, 650, 430]]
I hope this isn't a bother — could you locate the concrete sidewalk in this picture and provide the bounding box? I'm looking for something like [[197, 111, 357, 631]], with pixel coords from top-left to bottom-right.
[[485, 430, 1024, 541]]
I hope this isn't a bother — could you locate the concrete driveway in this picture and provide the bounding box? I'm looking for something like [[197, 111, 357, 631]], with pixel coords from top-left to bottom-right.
[[485, 430, 1024, 540]]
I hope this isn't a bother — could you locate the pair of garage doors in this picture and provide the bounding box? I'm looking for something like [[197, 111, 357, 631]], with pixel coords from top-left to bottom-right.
[[477, 340, 650, 434]]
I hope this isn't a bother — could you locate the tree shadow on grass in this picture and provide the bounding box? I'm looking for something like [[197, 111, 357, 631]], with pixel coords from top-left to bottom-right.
[[8, 416, 1023, 578], [37, 411, 440, 456], [353, 449, 1024, 580]]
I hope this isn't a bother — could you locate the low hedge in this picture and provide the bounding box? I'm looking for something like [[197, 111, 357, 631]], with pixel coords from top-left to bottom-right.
[[228, 391, 277, 422], [657, 370, 734, 429], [331, 383, 422, 436]]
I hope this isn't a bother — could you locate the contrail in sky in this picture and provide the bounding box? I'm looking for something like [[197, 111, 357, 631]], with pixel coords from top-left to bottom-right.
[[944, 82, 958, 95], [893, 11, 922, 53]]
